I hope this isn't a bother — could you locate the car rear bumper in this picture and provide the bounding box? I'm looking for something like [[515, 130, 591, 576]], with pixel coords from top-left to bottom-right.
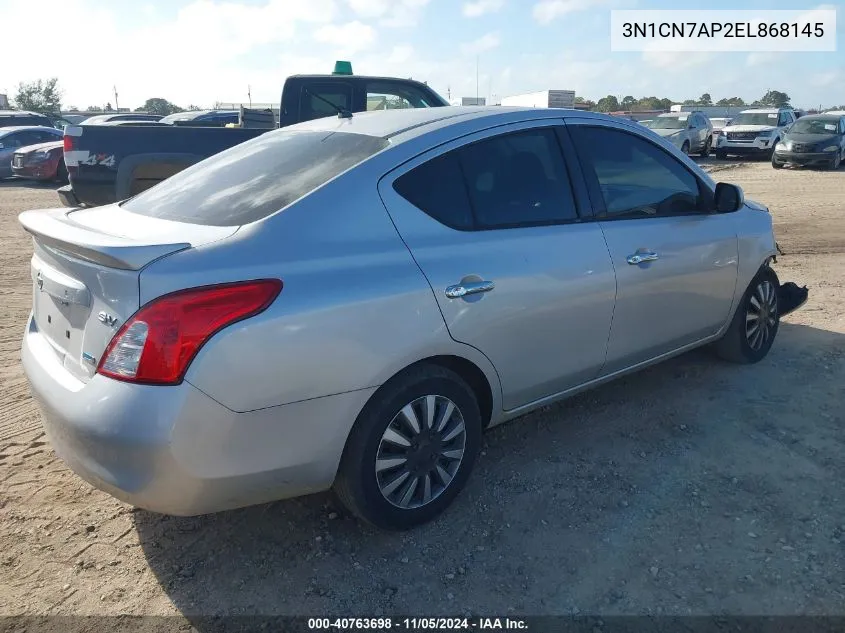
[[772, 151, 836, 166], [21, 315, 374, 516], [57, 184, 81, 207]]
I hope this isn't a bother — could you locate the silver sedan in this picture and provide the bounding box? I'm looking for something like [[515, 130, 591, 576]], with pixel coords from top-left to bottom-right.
[[20, 107, 804, 530]]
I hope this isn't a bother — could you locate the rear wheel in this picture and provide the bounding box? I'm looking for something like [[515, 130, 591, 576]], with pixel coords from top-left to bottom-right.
[[713, 267, 780, 364], [681, 141, 690, 156], [334, 365, 482, 530], [700, 136, 712, 157]]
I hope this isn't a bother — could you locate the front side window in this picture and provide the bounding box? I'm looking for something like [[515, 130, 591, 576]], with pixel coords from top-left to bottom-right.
[[778, 112, 791, 126], [570, 126, 703, 219], [394, 127, 578, 230], [122, 130, 389, 226]]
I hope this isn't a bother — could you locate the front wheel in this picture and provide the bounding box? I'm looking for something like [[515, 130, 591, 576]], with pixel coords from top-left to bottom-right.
[[681, 141, 690, 156], [829, 153, 842, 170], [713, 267, 780, 364], [334, 365, 482, 530], [772, 156, 784, 169]]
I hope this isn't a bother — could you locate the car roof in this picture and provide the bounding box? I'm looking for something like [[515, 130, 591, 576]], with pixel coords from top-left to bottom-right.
[[740, 108, 783, 113], [0, 110, 51, 117], [0, 125, 62, 135], [283, 105, 597, 143]]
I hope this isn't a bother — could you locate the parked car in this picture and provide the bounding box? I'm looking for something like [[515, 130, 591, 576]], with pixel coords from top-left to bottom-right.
[[159, 110, 239, 127], [11, 140, 66, 181], [80, 113, 163, 125], [715, 108, 797, 159], [0, 110, 54, 128], [710, 117, 732, 142], [772, 113, 845, 170], [644, 112, 713, 156], [20, 107, 807, 530], [59, 69, 448, 207], [0, 126, 63, 178]]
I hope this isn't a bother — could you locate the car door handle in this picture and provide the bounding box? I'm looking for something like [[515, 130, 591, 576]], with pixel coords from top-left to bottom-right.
[[627, 251, 659, 265], [445, 280, 495, 299]]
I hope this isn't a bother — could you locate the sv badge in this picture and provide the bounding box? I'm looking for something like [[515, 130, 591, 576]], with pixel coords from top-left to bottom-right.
[[97, 311, 119, 327]]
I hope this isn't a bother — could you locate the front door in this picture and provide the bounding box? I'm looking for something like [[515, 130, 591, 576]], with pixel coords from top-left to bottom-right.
[[379, 121, 617, 410], [567, 121, 739, 373]]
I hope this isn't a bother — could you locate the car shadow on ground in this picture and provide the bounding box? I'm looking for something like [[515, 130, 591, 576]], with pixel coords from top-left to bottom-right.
[[0, 178, 60, 190], [133, 322, 845, 621]]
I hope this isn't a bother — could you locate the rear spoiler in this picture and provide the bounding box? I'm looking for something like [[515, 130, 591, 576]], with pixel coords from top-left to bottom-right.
[[19, 208, 189, 271]]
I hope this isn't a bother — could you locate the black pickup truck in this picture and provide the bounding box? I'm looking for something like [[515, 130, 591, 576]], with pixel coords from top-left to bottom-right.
[[59, 72, 448, 207]]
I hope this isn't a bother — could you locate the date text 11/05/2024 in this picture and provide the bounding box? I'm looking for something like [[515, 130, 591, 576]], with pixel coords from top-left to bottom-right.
[[307, 618, 528, 630]]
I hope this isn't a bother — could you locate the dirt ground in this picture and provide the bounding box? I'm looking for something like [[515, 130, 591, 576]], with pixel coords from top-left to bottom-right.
[[1, 163, 843, 623]]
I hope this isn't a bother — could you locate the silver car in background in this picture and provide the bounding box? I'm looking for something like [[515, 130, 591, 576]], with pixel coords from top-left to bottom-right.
[[20, 107, 802, 530], [645, 112, 713, 156]]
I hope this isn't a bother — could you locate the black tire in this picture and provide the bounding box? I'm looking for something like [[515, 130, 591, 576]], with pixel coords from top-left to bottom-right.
[[713, 267, 780, 364], [55, 159, 68, 183], [829, 153, 841, 171], [681, 141, 690, 156], [700, 136, 712, 158], [772, 157, 784, 169], [334, 364, 482, 530], [715, 150, 727, 160]]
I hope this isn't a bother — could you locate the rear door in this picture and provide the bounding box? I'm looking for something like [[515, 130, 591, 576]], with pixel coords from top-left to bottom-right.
[[566, 119, 739, 374], [379, 120, 617, 410]]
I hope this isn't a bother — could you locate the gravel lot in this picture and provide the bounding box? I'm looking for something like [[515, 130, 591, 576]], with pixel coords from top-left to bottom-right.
[[1, 162, 843, 622]]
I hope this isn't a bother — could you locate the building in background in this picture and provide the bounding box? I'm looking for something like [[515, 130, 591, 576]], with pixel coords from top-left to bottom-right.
[[670, 104, 747, 118], [0, 94, 9, 109], [501, 90, 576, 109], [449, 97, 487, 106]]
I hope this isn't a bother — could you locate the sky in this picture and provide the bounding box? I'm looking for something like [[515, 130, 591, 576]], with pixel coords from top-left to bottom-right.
[[1, 0, 843, 111]]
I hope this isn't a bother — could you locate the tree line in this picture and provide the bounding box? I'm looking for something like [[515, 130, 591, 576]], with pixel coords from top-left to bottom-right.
[[10, 79, 200, 115], [578, 90, 794, 113]]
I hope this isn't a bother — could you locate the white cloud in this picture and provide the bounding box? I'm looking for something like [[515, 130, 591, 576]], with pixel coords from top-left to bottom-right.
[[460, 32, 501, 55], [532, 0, 607, 24], [346, 0, 431, 27], [463, 0, 505, 18], [313, 21, 377, 55], [642, 50, 714, 71]]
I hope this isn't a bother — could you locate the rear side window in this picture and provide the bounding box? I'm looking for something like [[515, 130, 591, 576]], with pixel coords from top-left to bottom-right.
[[394, 153, 473, 230], [393, 128, 578, 230], [122, 130, 389, 226]]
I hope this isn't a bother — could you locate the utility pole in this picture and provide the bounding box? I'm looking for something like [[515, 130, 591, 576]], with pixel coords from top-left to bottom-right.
[[247, 85, 252, 107], [113, 86, 119, 111], [476, 56, 479, 102]]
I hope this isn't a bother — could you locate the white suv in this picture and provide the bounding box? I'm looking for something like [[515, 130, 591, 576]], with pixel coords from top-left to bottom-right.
[[716, 108, 796, 159]]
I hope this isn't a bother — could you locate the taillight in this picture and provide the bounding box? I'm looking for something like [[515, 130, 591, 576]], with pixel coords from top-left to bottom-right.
[[63, 135, 74, 152], [97, 279, 282, 385]]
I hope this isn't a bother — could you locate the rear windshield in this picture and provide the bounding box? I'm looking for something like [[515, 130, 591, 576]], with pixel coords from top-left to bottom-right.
[[122, 130, 389, 226]]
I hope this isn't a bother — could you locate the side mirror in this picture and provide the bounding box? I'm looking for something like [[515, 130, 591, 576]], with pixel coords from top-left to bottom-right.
[[714, 182, 744, 213]]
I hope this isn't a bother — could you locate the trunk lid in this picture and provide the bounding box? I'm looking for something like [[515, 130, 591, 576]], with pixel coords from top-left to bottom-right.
[[20, 204, 238, 382]]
